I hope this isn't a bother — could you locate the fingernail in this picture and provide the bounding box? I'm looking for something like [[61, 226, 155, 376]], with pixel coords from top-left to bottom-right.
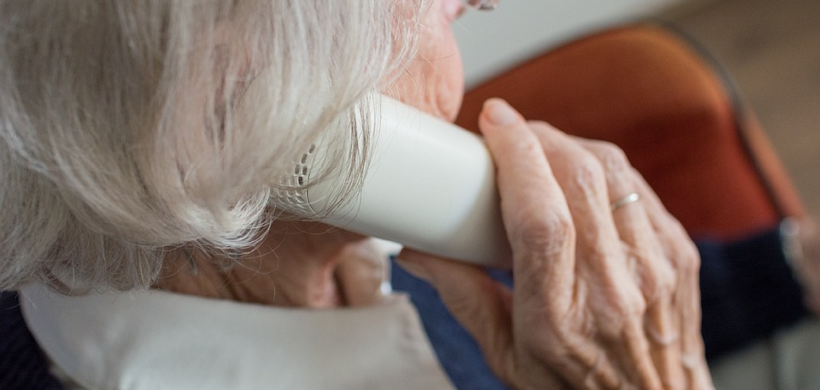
[[484, 99, 518, 126], [395, 257, 433, 283]]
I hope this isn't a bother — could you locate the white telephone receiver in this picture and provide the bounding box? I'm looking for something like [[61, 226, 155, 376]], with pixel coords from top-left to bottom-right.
[[275, 95, 512, 268]]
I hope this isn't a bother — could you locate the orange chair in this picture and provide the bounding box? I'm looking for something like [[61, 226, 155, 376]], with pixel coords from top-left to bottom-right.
[[456, 24, 805, 241]]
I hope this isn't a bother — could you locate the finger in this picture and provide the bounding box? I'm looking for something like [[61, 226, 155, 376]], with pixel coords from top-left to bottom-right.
[[572, 138, 676, 302], [395, 249, 569, 389], [480, 101, 622, 388], [526, 122, 661, 389], [575, 138, 684, 389], [526, 124, 640, 321], [632, 174, 710, 388], [478, 99, 575, 308]]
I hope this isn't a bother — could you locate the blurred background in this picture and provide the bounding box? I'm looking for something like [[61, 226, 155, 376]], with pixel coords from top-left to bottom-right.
[[455, 0, 820, 218]]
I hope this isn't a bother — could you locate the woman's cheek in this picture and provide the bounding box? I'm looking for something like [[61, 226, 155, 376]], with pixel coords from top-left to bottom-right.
[[431, 19, 465, 122], [384, 0, 465, 122]]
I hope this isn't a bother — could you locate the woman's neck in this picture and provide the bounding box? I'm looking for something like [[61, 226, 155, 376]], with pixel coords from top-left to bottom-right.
[[154, 221, 388, 308]]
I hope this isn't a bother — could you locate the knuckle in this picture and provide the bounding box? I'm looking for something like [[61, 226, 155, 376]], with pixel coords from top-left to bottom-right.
[[592, 141, 631, 173], [677, 242, 701, 275], [657, 216, 702, 276], [616, 283, 648, 318], [567, 153, 607, 197], [613, 284, 648, 324], [668, 230, 701, 275], [641, 251, 678, 300], [654, 262, 678, 298], [629, 290, 648, 316], [592, 283, 647, 338], [512, 207, 574, 252]]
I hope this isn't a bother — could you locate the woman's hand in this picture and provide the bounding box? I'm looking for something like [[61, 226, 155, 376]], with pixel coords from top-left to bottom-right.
[[397, 99, 714, 389]]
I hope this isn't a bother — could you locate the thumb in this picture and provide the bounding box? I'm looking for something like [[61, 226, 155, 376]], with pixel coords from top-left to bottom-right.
[[396, 249, 515, 376]]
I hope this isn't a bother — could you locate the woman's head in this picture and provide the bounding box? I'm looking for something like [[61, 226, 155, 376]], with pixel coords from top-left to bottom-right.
[[0, 0, 472, 291]]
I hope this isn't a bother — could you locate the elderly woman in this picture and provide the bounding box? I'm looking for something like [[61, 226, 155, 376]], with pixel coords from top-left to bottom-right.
[[0, 0, 714, 389]]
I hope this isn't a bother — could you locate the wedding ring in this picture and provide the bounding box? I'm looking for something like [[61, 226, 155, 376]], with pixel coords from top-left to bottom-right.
[[610, 192, 640, 212]]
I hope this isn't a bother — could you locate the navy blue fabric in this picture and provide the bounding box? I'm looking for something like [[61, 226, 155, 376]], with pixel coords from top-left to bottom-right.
[[391, 265, 513, 390], [697, 228, 808, 360], [391, 226, 809, 389], [0, 291, 65, 390]]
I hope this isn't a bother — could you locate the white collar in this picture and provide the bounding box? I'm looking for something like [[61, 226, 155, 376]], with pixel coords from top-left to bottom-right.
[[20, 284, 455, 390]]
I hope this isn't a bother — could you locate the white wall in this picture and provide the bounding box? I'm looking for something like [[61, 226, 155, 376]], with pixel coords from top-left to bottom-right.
[[455, 0, 681, 87]]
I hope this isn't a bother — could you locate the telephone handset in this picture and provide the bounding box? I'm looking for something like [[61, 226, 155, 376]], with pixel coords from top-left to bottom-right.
[[276, 95, 512, 268]]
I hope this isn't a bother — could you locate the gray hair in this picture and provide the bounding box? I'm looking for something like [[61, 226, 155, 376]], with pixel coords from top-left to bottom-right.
[[0, 0, 419, 291]]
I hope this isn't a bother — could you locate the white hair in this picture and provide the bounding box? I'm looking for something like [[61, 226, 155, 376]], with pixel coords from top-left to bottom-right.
[[0, 0, 420, 291]]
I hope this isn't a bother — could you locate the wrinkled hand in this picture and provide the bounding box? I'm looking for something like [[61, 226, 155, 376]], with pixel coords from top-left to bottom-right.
[[397, 99, 714, 389]]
